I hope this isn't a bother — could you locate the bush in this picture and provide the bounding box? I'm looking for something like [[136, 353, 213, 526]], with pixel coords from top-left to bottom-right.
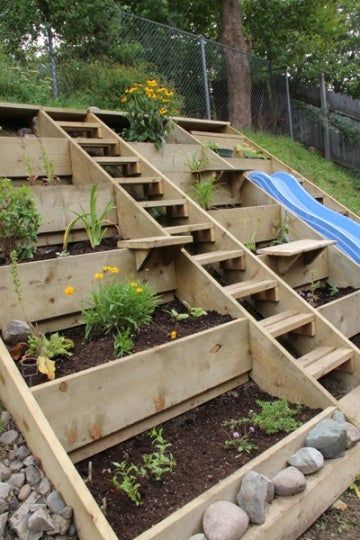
[[82, 279, 159, 339], [251, 399, 302, 434], [0, 178, 41, 261]]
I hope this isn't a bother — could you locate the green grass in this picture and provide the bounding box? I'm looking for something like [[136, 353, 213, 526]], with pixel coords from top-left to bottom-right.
[[243, 130, 360, 216]]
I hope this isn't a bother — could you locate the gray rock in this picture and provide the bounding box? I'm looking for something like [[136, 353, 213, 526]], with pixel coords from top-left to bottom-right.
[[9, 491, 41, 538], [28, 508, 55, 532], [0, 498, 9, 513], [345, 422, 360, 449], [189, 535, 207, 540], [332, 410, 346, 424], [59, 505, 72, 520], [287, 447, 324, 475], [305, 418, 347, 458], [48, 514, 71, 535], [0, 411, 11, 426], [18, 484, 32, 502], [16, 446, 31, 461], [9, 473, 25, 489], [203, 500, 249, 540], [28, 532, 43, 540], [2, 320, 31, 345], [0, 482, 12, 499], [9, 498, 20, 512], [46, 491, 66, 514], [8, 448, 17, 462], [0, 464, 11, 482], [25, 466, 42, 486], [0, 429, 19, 446], [67, 522, 77, 537], [87, 106, 101, 113], [273, 466, 306, 496], [237, 471, 274, 524], [0, 511, 8, 536], [10, 461, 24, 473], [37, 477, 51, 497], [23, 456, 35, 467]]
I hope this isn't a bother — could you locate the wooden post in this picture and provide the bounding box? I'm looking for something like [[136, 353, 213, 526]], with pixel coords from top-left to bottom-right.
[[320, 73, 331, 161]]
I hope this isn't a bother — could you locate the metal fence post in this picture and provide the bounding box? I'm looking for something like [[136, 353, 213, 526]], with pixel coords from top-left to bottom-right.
[[285, 71, 293, 139], [320, 73, 331, 160], [200, 36, 211, 120]]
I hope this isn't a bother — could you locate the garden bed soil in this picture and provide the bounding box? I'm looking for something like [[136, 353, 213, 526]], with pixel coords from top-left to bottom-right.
[[18, 300, 232, 386], [76, 381, 319, 540], [0, 236, 119, 266], [298, 286, 358, 308], [351, 333, 360, 349]]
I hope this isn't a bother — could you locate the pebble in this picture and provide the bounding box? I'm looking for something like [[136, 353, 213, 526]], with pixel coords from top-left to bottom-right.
[[345, 422, 360, 449], [0, 464, 11, 482], [0, 482, 12, 499], [0, 429, 19, 446], [28, 508, 55, 532], [305, 418, 346, 458], [272, 466, 307, 496], [0, 411, 11, 426], [203, 500, 249, 540], [47, 491, 66, 514], [37, 477, 51, 497], [0, 498, 9, 513], [51, 513, 71, 535], [25, 466, 42, 486], [0, 511, 8, 536], [23, 456, 35, 467], [9, 473, 25, 489], [287, 447, 324, 475], [331, 498, 348, 511], [237, 470, 274, 524], [10, 460, 25, 473], [59, 505, 73, 520], [16, 446, 31, 461], [18, 484, 32, 502]]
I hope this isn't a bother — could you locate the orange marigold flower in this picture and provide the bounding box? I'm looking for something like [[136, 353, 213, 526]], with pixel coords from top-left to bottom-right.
[[64, 286, 75, 296], [170, 330, 177, 340]]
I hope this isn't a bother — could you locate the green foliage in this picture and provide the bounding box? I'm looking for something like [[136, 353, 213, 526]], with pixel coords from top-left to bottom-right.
[[271, 214, 290, 245], [0, 178, 41, 261], [224, 435, 258, 454], [326, 279, 339, 297], [40, 144, 58, 184], [143, 428, 176, 481], [164, 304, 207, 322], [185, 149, 209, 173], [245, 232, 257, 253], [251, 399, 302, 434], [189, 173, 220, 210], [63, 185, 115, 251], [82, 280, 159, 340], [308, 278, 321, 306], [27, 332, 74, 360], [222, 417, 257, 454], [205, 141, 219, 152], [112, 461, 146, 506], [113, 329, 134, 358]]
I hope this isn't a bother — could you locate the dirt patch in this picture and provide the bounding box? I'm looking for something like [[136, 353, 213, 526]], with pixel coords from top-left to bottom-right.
[[298, 285, 358, 308], [76, 381, 319, 540], [351, 333, 360, 349]]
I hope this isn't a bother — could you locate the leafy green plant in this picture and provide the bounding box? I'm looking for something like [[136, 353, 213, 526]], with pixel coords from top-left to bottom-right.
[[114, 329, 134, 358], [63, 185, 116, 251], [27, 333, 74, 360], [189, 173, 220, 210], [205, 141, 219, 152], [233, 143, 266, 159], [164, 303, 207, 322], [222, 417, 257, 454], [40, 144, 59, 184], [188, 305, 207, 318], [326, 279, 340, 297], [308, 277, 321, 306], [271, 213, 290, 245], [251, 399, 302, 434], [185, 149, 209, 173], [82, 280, 158, 340], [0, 178, 41, 261], [245, 232, 257, 252], [143, 428, 176, 481], [112, 461, 146, 506], [224, 434, 258, 454]]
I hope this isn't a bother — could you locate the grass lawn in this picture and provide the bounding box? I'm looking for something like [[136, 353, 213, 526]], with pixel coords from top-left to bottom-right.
[[243, 130, 360, 217]]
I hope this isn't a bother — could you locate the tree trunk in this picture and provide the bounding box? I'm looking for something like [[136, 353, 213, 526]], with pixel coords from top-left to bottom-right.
[[219, 0, 252, 128]]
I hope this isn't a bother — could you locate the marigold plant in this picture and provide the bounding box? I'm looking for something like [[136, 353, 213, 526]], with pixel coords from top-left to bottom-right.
[[120, 80, 180, 148]]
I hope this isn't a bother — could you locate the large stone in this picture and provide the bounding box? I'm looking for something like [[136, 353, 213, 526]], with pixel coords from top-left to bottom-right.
[[345, 422, 360, 449], [25, 466, 42, 486], [0, 482, 12, 500], [237, 471, 274, 524], [332, 410, 346, 424], [273, 467, 307, 496], [287, 447, 324, 475], [2, 320, 31, 345], [9, 472, 25, 489], [28, 508, 55, 532], [203, 500, 249, 540], [46, 491, 66, 514], [305, 418, 346, 458], [0, 429, 19, 446]]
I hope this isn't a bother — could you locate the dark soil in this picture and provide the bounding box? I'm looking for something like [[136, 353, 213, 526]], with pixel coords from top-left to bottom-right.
[[76, 381, 319, 540], [298, 285, 358, 308], [351, 333, 360, 349], [0, 236, 119, 266], [18, 300, 232, 385]]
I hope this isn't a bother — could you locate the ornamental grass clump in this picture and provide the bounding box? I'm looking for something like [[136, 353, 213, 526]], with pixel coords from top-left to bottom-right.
[[82, 278, 159, 340], [120, 79, 180, 148]]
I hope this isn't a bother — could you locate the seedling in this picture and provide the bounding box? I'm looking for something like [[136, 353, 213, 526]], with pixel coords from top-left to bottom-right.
[[251, 399, 302, 434], [223, 417, 257, 454], [308, 277, 321, 306], [245, 232, 257, 252], [271, 213, 290, 245], [185, 149, 209, 173], [40, 143, 60, 184], [114, 329, 134, 358], [205, 141, 219, 152], [112, 461, 146, 506], [164, 303, 207, 322], [326, 279, 340, 297], [143, 428, 176, 481]]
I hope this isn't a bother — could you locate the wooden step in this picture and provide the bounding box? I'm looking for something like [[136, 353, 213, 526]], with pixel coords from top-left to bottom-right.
[[298, 347, 354, 379], [257, 239, 336, 257], [224, 279, 278, 300], [190, 130, 243, 139], [117, 236, 193, 249], [118, 235, 193, 270], [94, 156, 139, 165], [140, 199, 187, 209], [260, 310, 315, 337], [74, 137, 117, 146], [165, 223, 212, 234], [57, 121, 100, 131], [116, 176, 162, 185], [192, 249, 244, 266]]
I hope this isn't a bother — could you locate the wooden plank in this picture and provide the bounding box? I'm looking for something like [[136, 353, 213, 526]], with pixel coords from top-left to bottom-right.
[[0, 340, 116, 540], [192, 249, 244, 266], [306, 348, 354, 379], [32, 319, 250, 453], [133, 408, 349, 540], [57, 121, 100, 130], [260, 311, 315, 337], [116, 176, 162, 185], [140, 199, 187, 208], [257, 239, 335, 256], [74, 137, 117, 146], [229, 158, 273, 172], [94, 156, 139, 164], [0, 137, 71, 177], [225, 279, 278, 299], [164, 223, 213, 234], [0, 249, 176, 327], [297, 347, 335, 369], [318, 290, 360, 338], [190, 130, 243, 139], [118, 236, 193, 249]]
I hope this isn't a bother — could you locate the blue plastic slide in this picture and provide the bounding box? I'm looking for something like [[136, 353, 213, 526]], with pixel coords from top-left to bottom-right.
[[248, 171, 360, 264]]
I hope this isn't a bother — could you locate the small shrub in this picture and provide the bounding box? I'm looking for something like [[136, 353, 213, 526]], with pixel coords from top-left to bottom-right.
[[114, 329, 134, 358], [189, 173, 220, 210], [251, 399, 302, 434], [0, 178, 41, 261], [82, 279, 159, 339]]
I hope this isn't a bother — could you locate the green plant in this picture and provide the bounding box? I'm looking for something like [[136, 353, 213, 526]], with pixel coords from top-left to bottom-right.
[[27, 332, 74, 360], [82, 279, 158, 340], [112, 461, 146, 506], [224, 434, 258, 454], [205, 141, 219, 152], [308, 277, 321, 306], [63, 185, 116, 251], [251, 399, 302, 434], [245, 232, 257, 252], [271, 213, 290, 245], [326, 279, 340, 297], [189, 173, 220, 210], [0, 178, 41, 261], [114, 329, 134, 358], [222, 417, 257, 454], [24, 154, 39, 186], [185, 149, 209, 173], [164, 303, 207, 321], [40, 144, 59, 184], [121, 80, 179, 149], [143, 428, 176, 481]]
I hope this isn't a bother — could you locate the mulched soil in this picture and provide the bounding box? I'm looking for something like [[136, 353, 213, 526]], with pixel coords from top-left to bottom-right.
[[300, 488, 360, 539], [76, 381, 319, 540], [0, 236, 119, 266], [298, 285, 358, 308], [18, 300, 232, 385]]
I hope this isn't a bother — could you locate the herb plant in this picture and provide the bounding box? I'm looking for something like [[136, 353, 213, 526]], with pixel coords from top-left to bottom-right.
[[205, 141, 219, 152], [143, 428, 176, 481], [224, 434, 258, 454], [27, 333, 74, 360], [245, 232, 257, 252], [308, 278, 321, 306], [222, 416, 258, 454], [112, 461, 146, 506], [63, 185, 116, 251], [251, 399, 302, 434], [164, 304, 207, 322], [114, 329, 134, 358], [0, 178, 41, 261]]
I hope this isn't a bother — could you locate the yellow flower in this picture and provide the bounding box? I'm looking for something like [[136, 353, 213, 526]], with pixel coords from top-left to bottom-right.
[[102, 265, 111, 272], [159, 107, 168, 115], [166, 90, 174, 97], [94, 272, 104, 280], [64, 286, 75, 296], [147, 79, 157, 87], [130, 281, 138, 288], [127, 86, 138, 94], [170, 330, 177, 340], [108, 266, 120, 274], [120, 96, 127, 103], [136, 287, 143, 294]]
